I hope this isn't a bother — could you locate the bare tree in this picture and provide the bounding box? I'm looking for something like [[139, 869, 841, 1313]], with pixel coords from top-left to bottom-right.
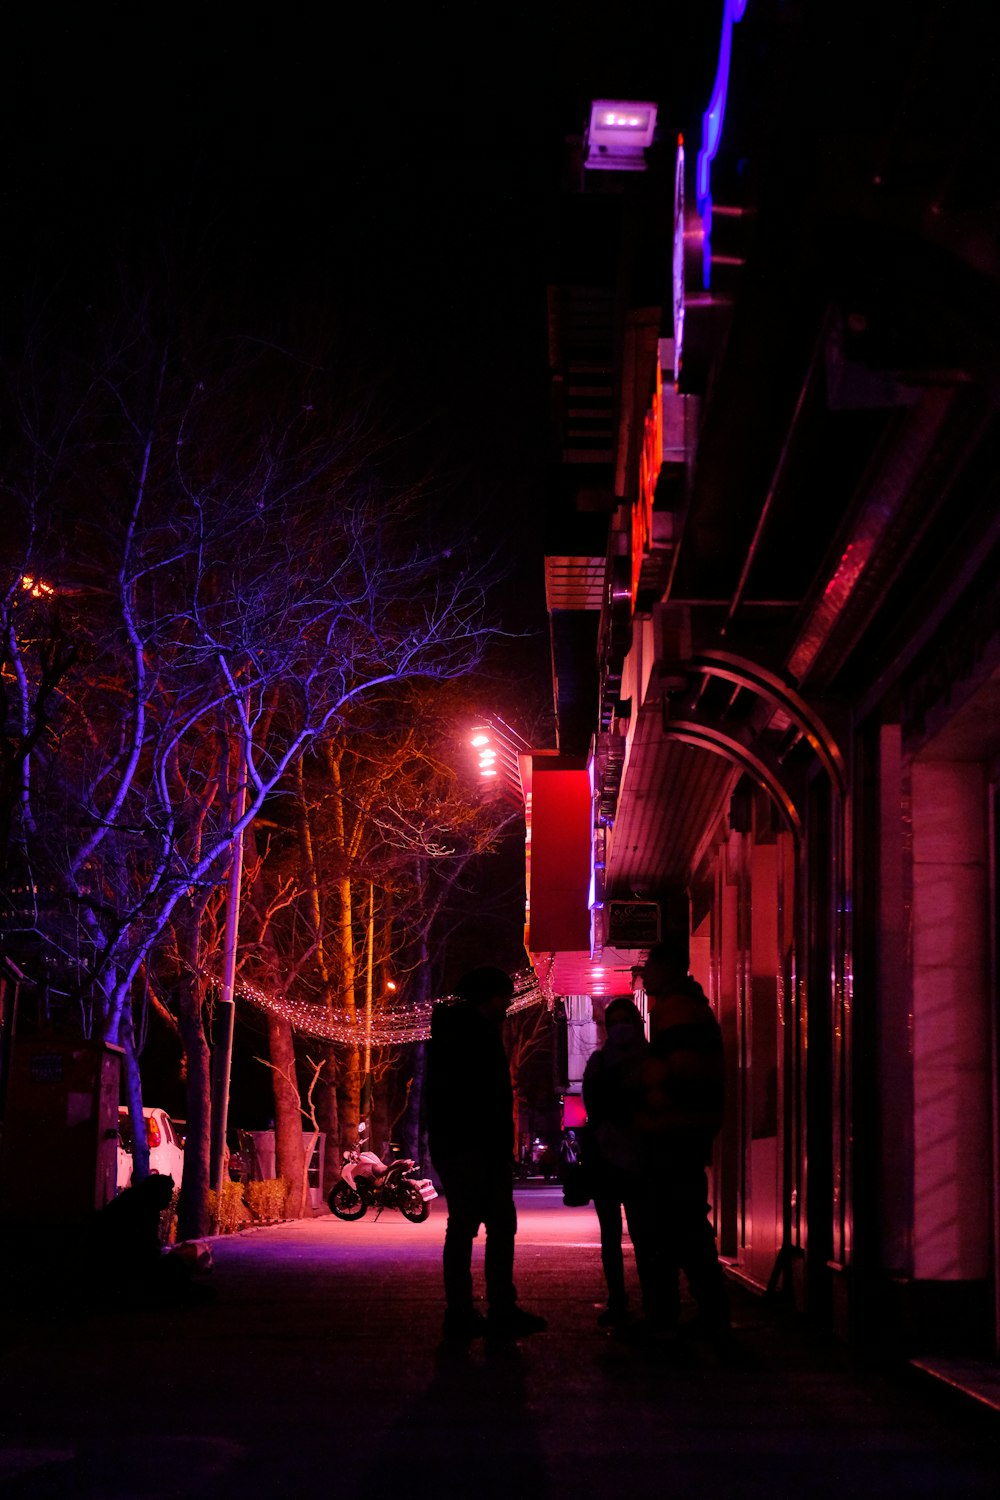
[[1, 321, 498, 1223], [505, 1003, 553, 1157], [219, 685, 524, 1190]]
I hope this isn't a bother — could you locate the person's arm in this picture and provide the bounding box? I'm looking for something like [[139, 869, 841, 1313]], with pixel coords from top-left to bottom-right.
[[640, 1029, 724, 1141], [582, 1053, 604, 1121]]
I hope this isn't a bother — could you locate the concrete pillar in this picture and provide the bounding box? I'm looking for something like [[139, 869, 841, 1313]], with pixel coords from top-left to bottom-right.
[[564, 996, 597, 1093], [910, 758, 991, 1281], [877, 725, 913, 1274]]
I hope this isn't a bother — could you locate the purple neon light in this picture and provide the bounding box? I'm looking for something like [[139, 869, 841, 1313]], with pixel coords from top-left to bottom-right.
[[696, 0, 748, 287]]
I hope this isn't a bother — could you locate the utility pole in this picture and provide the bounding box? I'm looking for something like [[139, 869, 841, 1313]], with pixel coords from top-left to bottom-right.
[[360, 881, 374, 1134], [210, 734, 247, 1194]]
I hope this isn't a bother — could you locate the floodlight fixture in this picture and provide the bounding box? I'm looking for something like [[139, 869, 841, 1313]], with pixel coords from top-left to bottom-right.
[[466, 716, 530, 806], [585, 99, 658, 172]]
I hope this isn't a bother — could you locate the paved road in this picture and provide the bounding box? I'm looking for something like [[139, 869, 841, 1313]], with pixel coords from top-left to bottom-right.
[[0, 1187, 997, 1498]]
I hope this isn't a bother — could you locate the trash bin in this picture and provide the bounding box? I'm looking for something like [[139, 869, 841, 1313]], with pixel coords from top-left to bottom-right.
[[0, 1036, 123, 1228]]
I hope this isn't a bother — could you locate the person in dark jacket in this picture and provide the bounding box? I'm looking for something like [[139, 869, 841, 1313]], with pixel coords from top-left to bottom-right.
[[582, 996, 650, 1327], [637, 936, 731, 1342], [88, 1173, 209, 1304], [426, 965, 547, 1340]]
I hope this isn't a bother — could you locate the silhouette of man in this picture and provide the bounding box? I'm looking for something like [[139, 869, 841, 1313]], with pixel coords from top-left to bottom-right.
[[582, 996, 650, 1327], [90, 1174, 212, 1305], [90, 1172, 176, 1302], [638, 935, 731, 1342], [426, 965, 546, 1340]]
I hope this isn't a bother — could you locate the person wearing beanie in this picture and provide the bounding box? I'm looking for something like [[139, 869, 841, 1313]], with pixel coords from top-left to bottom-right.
[[582, 996, 650, 1328], [426, 965, 547, 1341], [637, 937, 731, 1344]]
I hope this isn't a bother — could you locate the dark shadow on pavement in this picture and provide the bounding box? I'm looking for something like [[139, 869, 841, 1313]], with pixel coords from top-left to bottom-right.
[[361, 1334, 548, 1500]]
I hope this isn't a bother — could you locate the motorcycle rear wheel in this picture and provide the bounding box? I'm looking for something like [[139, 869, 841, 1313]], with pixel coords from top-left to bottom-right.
[[399, 1185, 431, 1223], [328, 1181, 367, 1220]]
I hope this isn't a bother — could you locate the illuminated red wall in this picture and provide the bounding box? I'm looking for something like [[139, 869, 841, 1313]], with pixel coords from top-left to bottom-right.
[[562, 1094, 588, 1130], [525, 760, 592, 954]]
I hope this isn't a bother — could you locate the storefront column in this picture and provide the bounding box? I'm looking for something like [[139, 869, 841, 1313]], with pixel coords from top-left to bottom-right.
[[910, 758, 992, 1311]]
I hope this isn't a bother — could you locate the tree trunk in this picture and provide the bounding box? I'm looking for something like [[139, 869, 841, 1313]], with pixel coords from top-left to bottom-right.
[[268, 1011, 307, 1218], [333, 869, 360, 1152], [400, 1041, 426, 1164], [328, 747, 360, 1154], [317, 1045, 341, 1191], [372, 1080, 390, 1158], [400, 910, 431, 1166], [120, 1001, 150, 1180], [296, 758, 340, 1193], [338, 1050, 361, 1150], [176, 977, 213, 1240]]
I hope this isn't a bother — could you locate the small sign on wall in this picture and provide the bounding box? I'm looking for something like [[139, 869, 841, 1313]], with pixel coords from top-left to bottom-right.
[[606, 901, 661, 948], [29, 1053, 64, 1084]]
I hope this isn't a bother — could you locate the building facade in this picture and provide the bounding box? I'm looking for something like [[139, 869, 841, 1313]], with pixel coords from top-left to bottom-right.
[[528, 1, 1000, 1360]]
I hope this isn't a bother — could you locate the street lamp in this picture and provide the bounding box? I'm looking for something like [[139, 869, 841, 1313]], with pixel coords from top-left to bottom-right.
[[360, 885, 397, 1134], [468, 716, 529, 806]]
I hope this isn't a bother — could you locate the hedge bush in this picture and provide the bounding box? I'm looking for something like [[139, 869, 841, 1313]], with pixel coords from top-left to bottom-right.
[[245, 1178, 291, 1224], [208, 1180, 251, 1235], [158, 1186, 180, 1247]]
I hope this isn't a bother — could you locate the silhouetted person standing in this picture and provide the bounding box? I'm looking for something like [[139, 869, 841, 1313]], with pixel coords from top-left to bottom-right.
[[426, 966, 546, 1340], [89, 1173, 176, 1303], [638, 936, 731, 1343], [582, 996, 650, 1327]]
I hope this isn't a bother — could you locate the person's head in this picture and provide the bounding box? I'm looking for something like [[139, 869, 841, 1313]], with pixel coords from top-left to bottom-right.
[[640, 934, 689, 998], [603, 996, 645, 1035], [455, 965, 515, 1021], [139, 1173, 175, 1210]]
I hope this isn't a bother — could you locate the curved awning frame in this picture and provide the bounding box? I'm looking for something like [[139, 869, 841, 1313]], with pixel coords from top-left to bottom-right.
[[662, 649, 847, 836]]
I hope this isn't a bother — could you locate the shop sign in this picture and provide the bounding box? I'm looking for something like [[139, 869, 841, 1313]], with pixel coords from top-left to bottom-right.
[[632, 360, 664, 607]]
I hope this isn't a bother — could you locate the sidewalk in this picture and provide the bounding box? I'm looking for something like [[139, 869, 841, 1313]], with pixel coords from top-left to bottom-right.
[[0, 1191, 997, 1499]]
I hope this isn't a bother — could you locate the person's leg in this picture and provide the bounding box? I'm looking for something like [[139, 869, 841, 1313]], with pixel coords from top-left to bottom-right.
[[674, 1163, 730, 1336], [436, 1157, 485, 1327], [629, 1177, 681, 1331], [481, 1161, 546, 1334], [442, 1205, 479, 1313], [592, 1185, 628, 1316], [620, 1177, 653, 1316], [481, 1159, 517, 1314]]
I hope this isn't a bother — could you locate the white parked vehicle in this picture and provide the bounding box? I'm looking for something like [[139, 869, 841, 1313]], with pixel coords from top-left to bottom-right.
[[116, 1106, 184, 1192]]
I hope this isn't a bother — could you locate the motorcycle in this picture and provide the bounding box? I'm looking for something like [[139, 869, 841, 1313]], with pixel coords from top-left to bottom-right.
[[328, 1139, 437, 1223]]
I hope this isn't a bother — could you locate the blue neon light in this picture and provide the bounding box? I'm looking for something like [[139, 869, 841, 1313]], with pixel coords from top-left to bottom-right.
[[695, 0, 748, 287]]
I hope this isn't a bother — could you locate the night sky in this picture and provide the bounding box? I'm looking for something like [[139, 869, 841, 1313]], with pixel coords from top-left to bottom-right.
[[2, 4, 720, 1112], [2, 3, 722, 694]]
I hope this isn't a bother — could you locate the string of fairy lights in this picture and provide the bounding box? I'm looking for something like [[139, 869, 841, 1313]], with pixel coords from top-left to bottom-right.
[[233, 968, 548, 1047]]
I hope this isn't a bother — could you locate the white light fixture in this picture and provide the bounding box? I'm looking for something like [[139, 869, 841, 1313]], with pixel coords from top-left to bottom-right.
[[466, 715, 530, 806], [585, 99, 657, 172]]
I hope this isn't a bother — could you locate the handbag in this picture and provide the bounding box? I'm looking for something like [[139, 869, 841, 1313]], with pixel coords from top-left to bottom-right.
[[561, 1159, 592, 1208]]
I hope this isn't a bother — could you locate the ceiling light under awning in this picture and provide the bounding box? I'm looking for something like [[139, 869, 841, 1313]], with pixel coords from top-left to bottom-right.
[[585, 99, 658, 172]]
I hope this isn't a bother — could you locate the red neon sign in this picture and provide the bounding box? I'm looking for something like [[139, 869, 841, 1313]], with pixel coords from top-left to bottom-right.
[[632, 360, 663, 606]]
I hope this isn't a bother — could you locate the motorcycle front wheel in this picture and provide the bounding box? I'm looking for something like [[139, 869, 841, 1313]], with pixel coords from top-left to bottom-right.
[[399, 1185, 431, 1224], [328, 1181, 367, 1220]]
